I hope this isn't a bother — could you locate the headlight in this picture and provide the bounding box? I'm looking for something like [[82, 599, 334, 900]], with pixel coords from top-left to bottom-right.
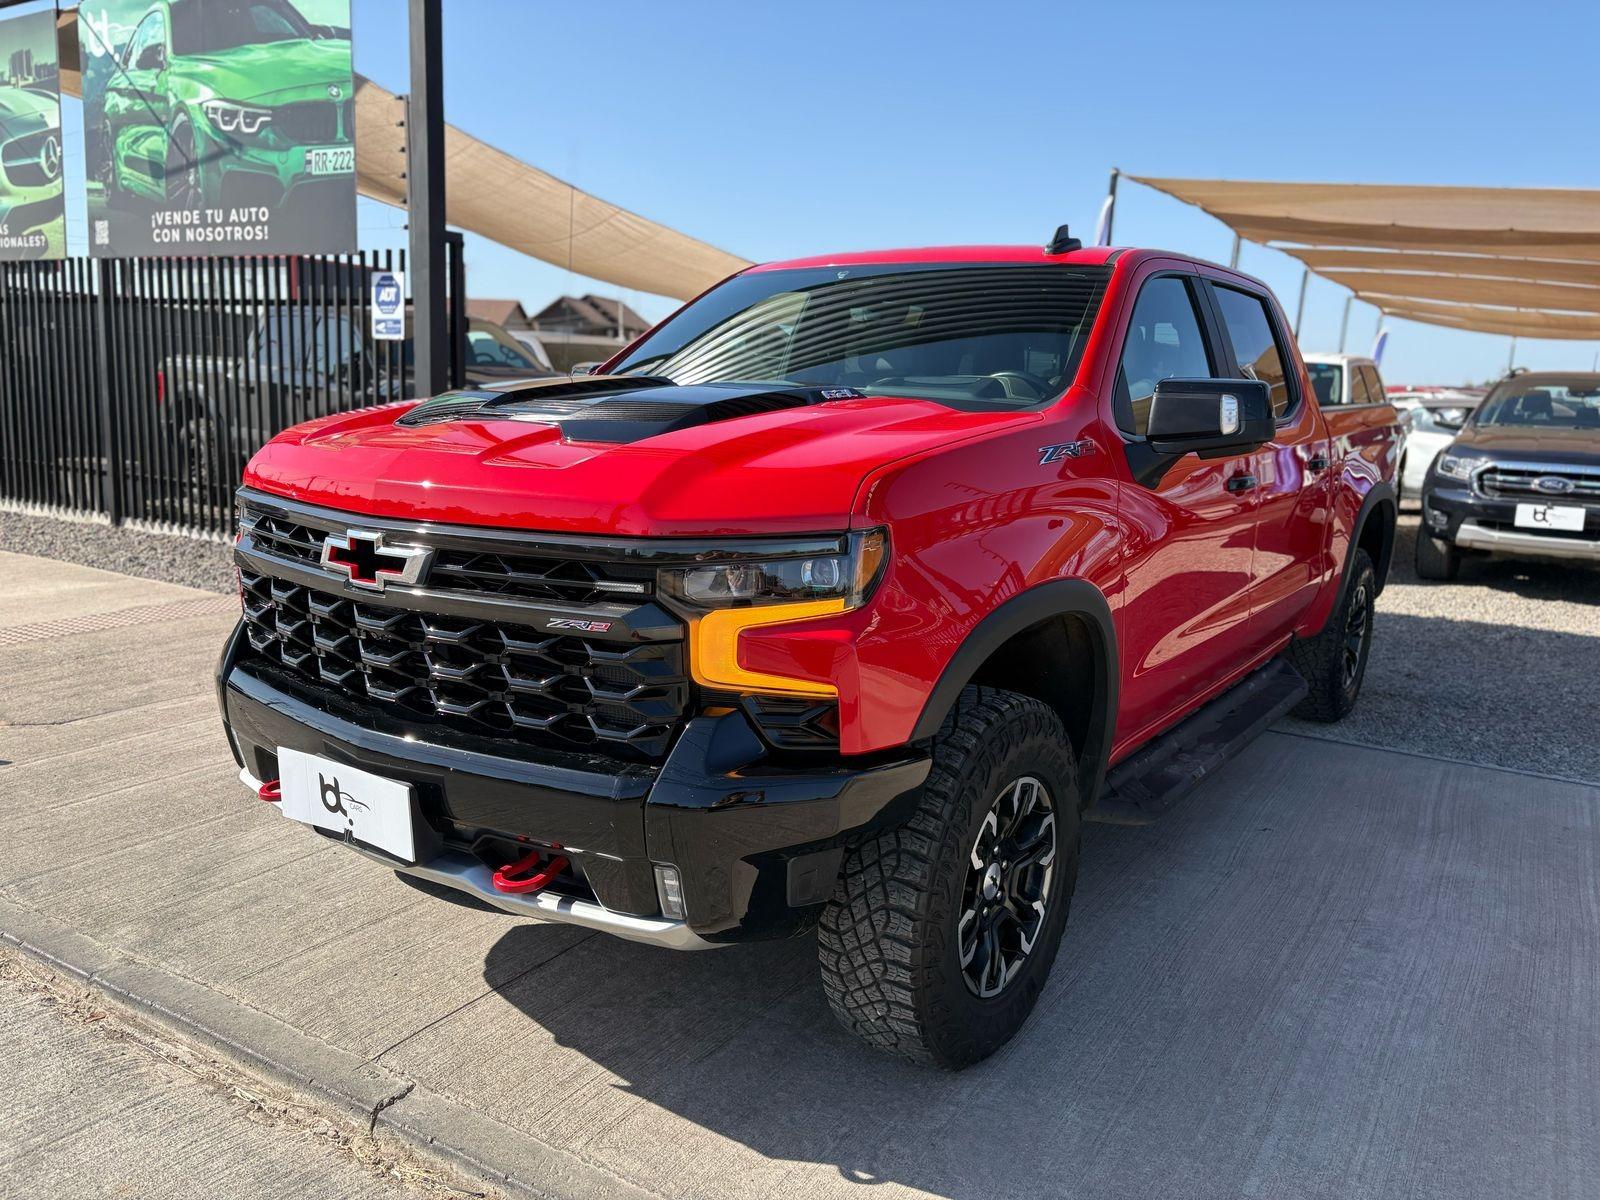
[[202, 100, 272, 136], [1434, 452, 1476, 481], [662, 530, 887, 697]]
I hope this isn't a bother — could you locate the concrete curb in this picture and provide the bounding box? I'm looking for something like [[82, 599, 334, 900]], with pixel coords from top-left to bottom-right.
[[0, 896, 658, 1200]]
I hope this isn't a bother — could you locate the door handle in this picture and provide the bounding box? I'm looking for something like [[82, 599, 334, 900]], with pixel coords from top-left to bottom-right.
[[1226, 474, 1259, 494], [1306, 455, 1330, 472]]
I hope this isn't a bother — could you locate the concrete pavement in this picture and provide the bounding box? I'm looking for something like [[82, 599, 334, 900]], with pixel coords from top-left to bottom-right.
[[0, 949, 489, 1200], [3, 549, 1598, 1200]]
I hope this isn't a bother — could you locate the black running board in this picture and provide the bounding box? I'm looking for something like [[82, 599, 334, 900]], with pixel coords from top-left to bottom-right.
[[1089, 658, 1308, 824]]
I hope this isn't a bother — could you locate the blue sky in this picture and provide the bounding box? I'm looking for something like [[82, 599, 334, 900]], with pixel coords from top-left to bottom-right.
[[41, 0, 1600, 384]]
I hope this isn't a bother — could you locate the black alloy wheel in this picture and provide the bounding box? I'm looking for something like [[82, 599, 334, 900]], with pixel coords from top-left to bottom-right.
[[959, 775, 1057, 998], [1341, 578, 1372, 696], [167, 122, 202, 209]]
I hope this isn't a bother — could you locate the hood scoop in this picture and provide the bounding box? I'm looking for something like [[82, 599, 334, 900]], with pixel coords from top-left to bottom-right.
[[396, 375, 861, 444]]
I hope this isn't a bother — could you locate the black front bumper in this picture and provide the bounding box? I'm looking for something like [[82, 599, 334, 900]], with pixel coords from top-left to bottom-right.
[[1421, 481, 1600, 560], [218, 622, 930, 944]]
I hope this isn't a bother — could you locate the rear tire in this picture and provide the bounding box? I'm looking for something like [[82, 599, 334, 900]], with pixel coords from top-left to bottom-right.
[[818, 686, 1080, 1068], [1286, 548, 1376, 723], [1414, 529, 1460, 581]]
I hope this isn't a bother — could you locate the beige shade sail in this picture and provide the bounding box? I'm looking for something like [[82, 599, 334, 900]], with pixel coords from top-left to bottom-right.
[[55, 12, 750, 300], [1321, 270, 1600, 315], [1130, 174, 1600, 338], [1372, 300, 1600, 340], [1288, 247, 1600, 289]]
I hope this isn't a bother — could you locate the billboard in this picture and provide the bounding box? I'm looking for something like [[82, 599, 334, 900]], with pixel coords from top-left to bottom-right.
[[78, 0, 356, 256], [0, 11, 66, 260]]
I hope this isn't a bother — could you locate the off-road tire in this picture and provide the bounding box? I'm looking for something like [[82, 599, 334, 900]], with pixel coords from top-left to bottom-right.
[[1287, 548, 1376, 722], [1414, 529, 1460, 581], [818, 686, 1081, 1068]]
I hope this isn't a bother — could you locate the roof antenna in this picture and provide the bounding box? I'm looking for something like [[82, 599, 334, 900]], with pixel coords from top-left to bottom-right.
[[1045, 224, 1082, 255]]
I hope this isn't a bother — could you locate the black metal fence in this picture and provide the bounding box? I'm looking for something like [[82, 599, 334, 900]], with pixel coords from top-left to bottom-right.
[[0, 243, 464, 539]]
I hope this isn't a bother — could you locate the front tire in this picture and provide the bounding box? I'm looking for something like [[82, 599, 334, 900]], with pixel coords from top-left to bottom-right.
[[818, 686, 1081, 1068], [166, 120, 203, 208], [1287, 548, 1376, 723], [1414, 529, 1460, 581]]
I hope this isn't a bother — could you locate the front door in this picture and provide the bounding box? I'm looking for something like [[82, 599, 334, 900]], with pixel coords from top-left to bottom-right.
[[1111, 273, 1261, 749], [1207, 282, 1331, 654]]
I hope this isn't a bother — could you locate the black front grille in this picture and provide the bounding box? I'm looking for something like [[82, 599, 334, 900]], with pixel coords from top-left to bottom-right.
[[272, 100, 350, 144], [242, 506, 654, 605], [239, 570, 687, 759], [1477, 467, 1600, 503]]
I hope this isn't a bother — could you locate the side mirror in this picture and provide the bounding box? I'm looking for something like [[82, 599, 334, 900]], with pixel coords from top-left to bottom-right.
[[1147, 378, 1274, 459]]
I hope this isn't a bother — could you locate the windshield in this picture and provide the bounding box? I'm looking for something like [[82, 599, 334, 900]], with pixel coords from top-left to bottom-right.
[[1473, 377, 1600, 429], [1306, 362, 1343, 406], [170, 0, 314, 54], [467, 328, 538, 369], [610, 263, 1109, 408]]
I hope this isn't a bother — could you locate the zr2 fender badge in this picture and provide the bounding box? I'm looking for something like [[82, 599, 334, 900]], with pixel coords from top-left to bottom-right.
[[546, 617, 614, 633], [1038, 440, 1096, 466]]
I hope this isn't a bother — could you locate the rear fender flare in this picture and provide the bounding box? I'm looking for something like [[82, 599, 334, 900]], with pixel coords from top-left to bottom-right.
[[909, 580, 1118, 810], [1345, 480, 1397, 597]]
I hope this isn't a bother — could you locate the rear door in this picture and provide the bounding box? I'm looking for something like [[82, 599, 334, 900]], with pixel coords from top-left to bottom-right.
[[1205, 280, 1333, 654], [1111, 271, 1262, 745]]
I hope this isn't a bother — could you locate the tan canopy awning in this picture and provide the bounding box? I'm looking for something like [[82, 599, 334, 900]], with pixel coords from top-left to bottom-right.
[[57, 11, 749, 300], [1130, 175, 1600, 339]]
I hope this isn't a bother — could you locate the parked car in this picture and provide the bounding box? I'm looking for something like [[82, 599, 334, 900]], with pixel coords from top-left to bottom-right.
[[0, 82, 64, 252], [1390, 390, 1479, 501], [219, 237, 1399, 1066], [100, 0, 352, 211], [163, 312, 554, 510], [1302, 353, 1388, 410], [1415, 372, 1600, 579]]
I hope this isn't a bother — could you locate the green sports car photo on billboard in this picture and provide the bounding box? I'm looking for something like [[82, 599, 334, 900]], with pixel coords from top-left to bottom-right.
[[0, 10, 67, 261], [80, 0, 356, 256]]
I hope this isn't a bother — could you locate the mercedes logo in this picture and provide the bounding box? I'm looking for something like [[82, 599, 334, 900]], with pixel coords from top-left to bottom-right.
[[1535, 476, 1574, 495], [39, 135, 60, 181]]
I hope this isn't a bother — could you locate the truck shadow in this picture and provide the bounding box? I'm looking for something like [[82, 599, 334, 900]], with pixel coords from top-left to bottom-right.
[[478, 720, 1600, 1199], [480, 822, 1157, 1199]]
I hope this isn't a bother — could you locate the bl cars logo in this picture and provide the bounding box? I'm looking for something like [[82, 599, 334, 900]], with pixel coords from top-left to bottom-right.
[[318, 774, 367, 817]]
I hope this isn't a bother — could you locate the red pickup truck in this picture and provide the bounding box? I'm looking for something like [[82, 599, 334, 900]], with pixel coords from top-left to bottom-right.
[[219, 233, 1399, 1067]]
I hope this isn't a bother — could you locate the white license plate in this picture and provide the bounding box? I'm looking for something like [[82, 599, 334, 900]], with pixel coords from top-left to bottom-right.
[[1514, 502, 1586, 532], [276, 747, 416, 863], [305, 146, 354, 176]]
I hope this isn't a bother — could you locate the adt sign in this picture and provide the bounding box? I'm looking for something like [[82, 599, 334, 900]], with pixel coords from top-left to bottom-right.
[[371, 270, 405, 341]]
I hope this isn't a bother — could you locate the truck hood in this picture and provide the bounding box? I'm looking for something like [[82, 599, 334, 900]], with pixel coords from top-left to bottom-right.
[[1453, 424, 1600, 464], [180, 40, 350, 105], [243, 379, 1038, 536]]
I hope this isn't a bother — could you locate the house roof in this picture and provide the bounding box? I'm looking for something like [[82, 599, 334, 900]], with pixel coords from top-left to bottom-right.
[[466, 299, 530, 328]]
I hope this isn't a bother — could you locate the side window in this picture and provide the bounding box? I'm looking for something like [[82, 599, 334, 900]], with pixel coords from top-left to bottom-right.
[[125, 13, 162, 69], [1213, 285, 1295, 419], [1359, 366, 1385, 405], [1115, 276, 1213, 437]]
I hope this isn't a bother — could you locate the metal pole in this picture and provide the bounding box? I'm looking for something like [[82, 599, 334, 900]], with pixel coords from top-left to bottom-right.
[[1102, 168, 1120, 245], [446, 230, 466, 387], [93, 259, 123, 525], [1293, 268, 1309, 339], [1228, 234, 1241, 269], [1507, 336, 1517, 373], [1338, 295, 1352, 353], [408, 0, 447, 398]]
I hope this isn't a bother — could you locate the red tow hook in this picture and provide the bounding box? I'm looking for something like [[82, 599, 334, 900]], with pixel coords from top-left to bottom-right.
[[258, 779, 282, 803], [492, 847, 570, 895]]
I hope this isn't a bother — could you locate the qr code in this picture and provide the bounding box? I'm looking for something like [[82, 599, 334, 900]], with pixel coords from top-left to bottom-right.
[[94, 220, 109, 246]]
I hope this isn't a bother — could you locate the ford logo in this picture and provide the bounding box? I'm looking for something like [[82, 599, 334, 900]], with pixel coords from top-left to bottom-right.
[[1535, 476, 1574, 495]]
